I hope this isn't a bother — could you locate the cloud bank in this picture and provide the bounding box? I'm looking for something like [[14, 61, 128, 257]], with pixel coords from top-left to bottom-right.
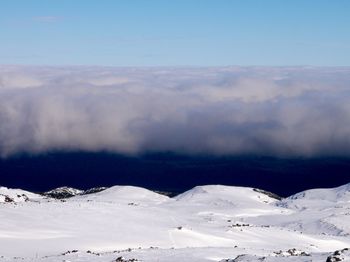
[[1, 65, 350, 157]]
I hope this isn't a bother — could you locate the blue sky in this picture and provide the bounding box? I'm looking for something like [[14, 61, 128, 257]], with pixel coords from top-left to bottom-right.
[[1, 0, 350, 66]]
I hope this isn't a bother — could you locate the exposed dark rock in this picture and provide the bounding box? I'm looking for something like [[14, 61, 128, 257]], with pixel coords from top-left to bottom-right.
[[115, 256, 138, 262], [83, 187, 107, 195], [4, 195, 14, 203], [154, 190, 177, 197], [326, 248, 350, 262], [253, 188, 282, 200], [43, 186, 106, 199], [43, 187, 83, 199]]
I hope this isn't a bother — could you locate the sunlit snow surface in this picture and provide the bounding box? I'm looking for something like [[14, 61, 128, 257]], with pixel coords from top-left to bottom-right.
[[0, 184, 350, 261]]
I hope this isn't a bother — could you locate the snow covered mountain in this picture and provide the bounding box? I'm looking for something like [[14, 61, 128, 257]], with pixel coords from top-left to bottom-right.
[[43, 186, 108, 199], [43, 186, 84, 199], [0, 183, 349, 262], [0, 186, 43, 203]]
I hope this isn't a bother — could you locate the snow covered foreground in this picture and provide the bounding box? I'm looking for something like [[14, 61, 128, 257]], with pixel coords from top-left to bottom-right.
[[1, 184, 350, 262]]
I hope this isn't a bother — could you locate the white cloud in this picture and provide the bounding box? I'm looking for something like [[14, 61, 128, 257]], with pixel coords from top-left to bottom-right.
[[0, 65, 350, 157]]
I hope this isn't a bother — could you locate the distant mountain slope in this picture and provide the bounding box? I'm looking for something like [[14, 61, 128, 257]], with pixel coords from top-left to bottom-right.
[[72, 185, 169, 204], [288, 183, 350, 202], [0, 186, 42, 203], [0, 183, 349, 261], [43, 187, 84, 199], [175, 185, 278, 205]]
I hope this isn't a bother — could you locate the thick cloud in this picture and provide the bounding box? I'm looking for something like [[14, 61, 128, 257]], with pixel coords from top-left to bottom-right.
[[1, 65, 350, 157]]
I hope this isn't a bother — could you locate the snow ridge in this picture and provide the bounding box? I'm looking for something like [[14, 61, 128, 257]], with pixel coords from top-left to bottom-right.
[[0, 183, 350, 262]]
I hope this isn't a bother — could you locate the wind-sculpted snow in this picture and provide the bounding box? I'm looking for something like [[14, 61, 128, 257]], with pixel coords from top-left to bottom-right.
[[1, 66, 350, 157], [0, 183, 350, 261]]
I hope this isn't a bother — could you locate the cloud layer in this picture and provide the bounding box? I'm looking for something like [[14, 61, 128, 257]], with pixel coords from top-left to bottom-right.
[[1, 65, 350, 157]]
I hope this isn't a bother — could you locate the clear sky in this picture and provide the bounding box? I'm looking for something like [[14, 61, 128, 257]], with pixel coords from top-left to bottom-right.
[[1, 0, 350, 66]]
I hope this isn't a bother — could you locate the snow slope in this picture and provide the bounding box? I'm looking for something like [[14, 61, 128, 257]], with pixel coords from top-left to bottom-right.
[[73, 185, 169, 204], [0, 186, 43, 203], [0, 183, 349, 262]]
